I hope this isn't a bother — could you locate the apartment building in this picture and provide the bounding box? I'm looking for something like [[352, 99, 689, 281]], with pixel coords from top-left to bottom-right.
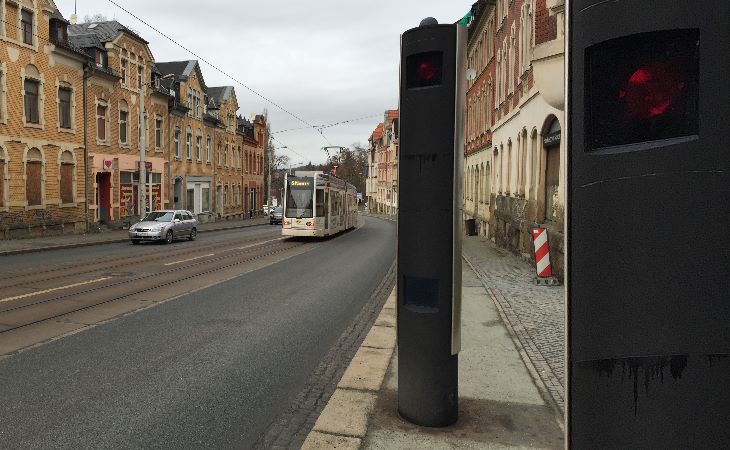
[[0, 1, 88, 237]]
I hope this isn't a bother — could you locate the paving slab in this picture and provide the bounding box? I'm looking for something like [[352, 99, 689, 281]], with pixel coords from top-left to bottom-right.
[[312, 388, 378, 438], [338, 346, 393, 391], [300, 431, 361, 450], [374, 308, 395, 328], [462, 235, 565, 412], [361, 264, 563, 449], [361, 324, 395, 350]]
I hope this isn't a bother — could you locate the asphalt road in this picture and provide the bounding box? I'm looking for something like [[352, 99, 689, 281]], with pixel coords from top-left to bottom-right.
[[0, 216, 396, 449]]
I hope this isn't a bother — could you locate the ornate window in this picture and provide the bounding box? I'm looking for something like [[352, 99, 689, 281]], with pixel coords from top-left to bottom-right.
[[155, 117, 163, 149], [59, 150, 75, 204], [96, 101, 108, 142], [196, 129, 202, 162], [0, 147, 6, 208], [58, 86, 72, 130], [174, 127, 181, 159], [186, 127, 192, 160], [21, 8, 33, 45], [118, 101, 129, 145]]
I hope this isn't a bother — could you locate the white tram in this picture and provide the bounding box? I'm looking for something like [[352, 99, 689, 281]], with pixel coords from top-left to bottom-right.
[[282, 171, 358, 237]]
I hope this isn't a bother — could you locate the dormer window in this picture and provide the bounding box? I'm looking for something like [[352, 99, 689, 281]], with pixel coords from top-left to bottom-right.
[[94, 50, 107, 68], [50, 19, 68, 45], [21, 9, 33, 45]]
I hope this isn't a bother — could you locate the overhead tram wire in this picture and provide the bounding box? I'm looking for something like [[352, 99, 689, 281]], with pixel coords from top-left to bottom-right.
[[271, 113, 381, 134], [104, 0, 334, 146], [4, 17, 319, 167], [269, 135, 309, 162]]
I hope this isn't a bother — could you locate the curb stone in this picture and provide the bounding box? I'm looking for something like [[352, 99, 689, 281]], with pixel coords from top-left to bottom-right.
[[0, 220, 269, 257], [301, 289, 397, 449]]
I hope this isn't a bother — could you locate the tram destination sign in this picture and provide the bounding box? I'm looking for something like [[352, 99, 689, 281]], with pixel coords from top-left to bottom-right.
[[288, 177, 313, 189]]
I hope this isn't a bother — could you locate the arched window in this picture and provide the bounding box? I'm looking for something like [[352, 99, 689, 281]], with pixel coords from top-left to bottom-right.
[[196, 129, 202, 161], [479, 163, 487, 203], [0, 146, 6, 208], [185, 127, 192, 160], [59, 150, 75, 204], [206, 136, 211, 163], [494, 146, 501, 194], [174, 127, 181, 159], [543, 117, 562, 222], [484, 162, 491, 201], [506, 140, 512, 194], [530, 128, 539, 198], [520, 128, 528, 196], [516, 134, 522, 195], [474, 166, 481, 203], [25, 147, 43, 206]]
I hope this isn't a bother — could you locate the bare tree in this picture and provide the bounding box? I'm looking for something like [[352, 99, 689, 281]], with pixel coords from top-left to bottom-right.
[[83, 13, 108, 23]]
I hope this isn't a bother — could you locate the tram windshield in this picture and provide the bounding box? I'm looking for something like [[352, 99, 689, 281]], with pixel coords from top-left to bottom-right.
[[285, 177, 314, 218]]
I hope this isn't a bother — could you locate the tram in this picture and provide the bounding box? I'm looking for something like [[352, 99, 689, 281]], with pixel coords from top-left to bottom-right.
[[281, 171, 358, 237]]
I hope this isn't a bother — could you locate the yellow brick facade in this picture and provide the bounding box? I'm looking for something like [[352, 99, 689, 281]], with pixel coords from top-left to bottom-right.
[[0, 0, 87, 237], [211, 88, 244, 219], [167, 63, 215, 220], [242, 117, 266, 216], [84, 33, 168, 224], [1, 4, 270, 237]]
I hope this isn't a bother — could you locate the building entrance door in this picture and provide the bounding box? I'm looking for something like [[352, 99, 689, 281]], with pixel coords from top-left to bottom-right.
[[96, 172, 111, 222]]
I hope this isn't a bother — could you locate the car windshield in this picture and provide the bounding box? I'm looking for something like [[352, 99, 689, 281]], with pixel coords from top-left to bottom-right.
[[274, 207, 283, 214], [142, 211, 174, 222]]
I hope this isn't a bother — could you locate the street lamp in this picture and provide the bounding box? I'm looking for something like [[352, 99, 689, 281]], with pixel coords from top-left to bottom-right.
[[289, 161, 304, 175]]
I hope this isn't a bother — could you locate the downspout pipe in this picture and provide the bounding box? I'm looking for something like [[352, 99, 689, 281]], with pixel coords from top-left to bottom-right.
[[82, 63, 92, 233]]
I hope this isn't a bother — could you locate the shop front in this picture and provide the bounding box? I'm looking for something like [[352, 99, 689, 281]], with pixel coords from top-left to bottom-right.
[[90, 154, 166, 223], [185, 176, 213, 222]]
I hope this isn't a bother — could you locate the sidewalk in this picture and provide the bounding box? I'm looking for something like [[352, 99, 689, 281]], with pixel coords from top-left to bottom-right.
[[462, 235, 565, 412], [0, 217, 270, 256], [302, 247, 564, 449]]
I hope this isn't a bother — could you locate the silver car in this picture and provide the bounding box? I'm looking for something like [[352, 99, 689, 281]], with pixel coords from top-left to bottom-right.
[[128, 210, 198, 245]]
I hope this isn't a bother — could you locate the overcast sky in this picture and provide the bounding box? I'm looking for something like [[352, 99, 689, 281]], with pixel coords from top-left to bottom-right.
[[55, 0, 471, 165]]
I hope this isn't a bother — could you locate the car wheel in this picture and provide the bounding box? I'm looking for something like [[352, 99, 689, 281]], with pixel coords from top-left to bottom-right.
[[131, 240, 140, 245], [165, 230, 173, 244], [270, 221, 274, 225], [188, 228, 197, 241]]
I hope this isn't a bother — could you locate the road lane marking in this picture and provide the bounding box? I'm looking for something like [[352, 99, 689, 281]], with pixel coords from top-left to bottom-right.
[[0, 277, 112, 304], [164, 254, 215, 266], [236, 237, 286, 250]]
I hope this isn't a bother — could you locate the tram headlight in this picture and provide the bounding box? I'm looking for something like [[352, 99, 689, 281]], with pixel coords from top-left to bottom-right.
[[306, 221, 313, 226], [284, 220, 290, 225]]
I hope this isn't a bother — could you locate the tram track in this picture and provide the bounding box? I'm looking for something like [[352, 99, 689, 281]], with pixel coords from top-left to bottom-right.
[[0, 239, 307, 336], [0, 230, 278, 293]]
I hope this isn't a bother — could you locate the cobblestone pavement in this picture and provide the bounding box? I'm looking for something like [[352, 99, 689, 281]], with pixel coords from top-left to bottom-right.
[[462, 235, 565, 413]]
